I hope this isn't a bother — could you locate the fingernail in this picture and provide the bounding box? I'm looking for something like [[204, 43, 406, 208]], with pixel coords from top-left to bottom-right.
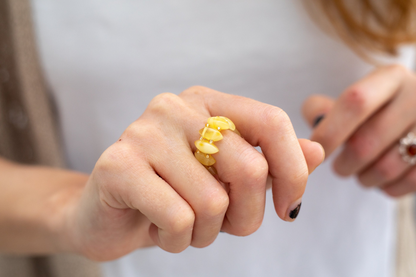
[[313, 115, 325, 128], [287, 198, 302, 222]]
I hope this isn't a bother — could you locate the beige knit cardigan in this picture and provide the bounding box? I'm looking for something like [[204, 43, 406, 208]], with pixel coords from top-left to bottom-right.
[[0, 0, 414, 276], [0, 0, 100, 276]]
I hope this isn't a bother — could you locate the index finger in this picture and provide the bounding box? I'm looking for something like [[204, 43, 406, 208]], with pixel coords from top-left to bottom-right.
[[180, 86, 323, 221], [310, 65, 405, 157]]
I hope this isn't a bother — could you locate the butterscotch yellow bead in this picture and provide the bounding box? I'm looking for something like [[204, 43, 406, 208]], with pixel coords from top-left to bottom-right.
[[195, 151, 216, 166], [195, 139, 219, 154], [205, 166, 218, 175], [199, 127, 223, 141], [219, 116, 236, 131], [208, 117, 230, 131]]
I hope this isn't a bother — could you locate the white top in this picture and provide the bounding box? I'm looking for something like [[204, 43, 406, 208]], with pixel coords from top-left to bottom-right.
[[31, 0, 415, 276]]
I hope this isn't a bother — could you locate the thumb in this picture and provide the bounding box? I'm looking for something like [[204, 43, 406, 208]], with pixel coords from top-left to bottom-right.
[[298, 139, 325, 174], [302, 94, 335, 128]]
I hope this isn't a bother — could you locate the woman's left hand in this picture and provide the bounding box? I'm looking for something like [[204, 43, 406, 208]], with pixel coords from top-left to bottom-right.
[[302, 65, 416, 197]]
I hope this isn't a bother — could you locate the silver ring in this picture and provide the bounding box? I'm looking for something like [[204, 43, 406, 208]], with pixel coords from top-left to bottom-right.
[[399, 132, 416, 165]]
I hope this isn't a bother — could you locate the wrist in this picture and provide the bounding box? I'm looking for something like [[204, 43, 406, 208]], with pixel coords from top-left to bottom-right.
[[45, 172, 89, 255]]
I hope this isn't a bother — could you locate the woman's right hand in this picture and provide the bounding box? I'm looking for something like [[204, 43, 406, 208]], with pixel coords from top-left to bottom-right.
[[63, 86, 324, 261]]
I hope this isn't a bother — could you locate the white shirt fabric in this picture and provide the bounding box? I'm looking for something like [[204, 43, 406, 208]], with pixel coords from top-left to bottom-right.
[[31, 0, 415, 276]]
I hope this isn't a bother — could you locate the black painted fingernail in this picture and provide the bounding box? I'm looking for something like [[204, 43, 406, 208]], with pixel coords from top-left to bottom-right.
[[289, 203, 302, 220], [313, 115, 325, 128]]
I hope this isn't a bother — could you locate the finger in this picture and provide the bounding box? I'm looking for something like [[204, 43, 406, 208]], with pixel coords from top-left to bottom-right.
[[151, 144, 228, 248], [265, 138, 324, 190], [302, 94, 335, 128], [332, 80, 416, 176], [214, 138, 324, 234], [213, 130, 268, 236], [382, 167, 416, 197], [144, 173, 195, 253], [143, 94, 229, 248], [358, 139, 413, 188], [311, 65, 407, 157], [181, 86, 324, 222], [102, 144, 195, 253], [298, 139, 325, 174]]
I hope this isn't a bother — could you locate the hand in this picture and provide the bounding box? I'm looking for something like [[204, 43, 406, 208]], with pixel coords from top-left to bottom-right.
[[64, 86, 324, 261], [302, 65, 416, 197]]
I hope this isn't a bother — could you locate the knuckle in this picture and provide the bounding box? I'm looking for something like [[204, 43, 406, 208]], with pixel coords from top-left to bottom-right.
[[342, 87, 369, 113], [259, 105, 291, 130], [148, 92, 182, 114], [373, 159, 400, 182], [345, 134, 374, 162], [124, 120, 163, 142], [199, 190, 229, 218], [97, 143, 135, 172], [166, 207, 195, 236], [123, 122, 142, 138], [94, 143, 148, 194], [240, 150, 269, 188], [180, 85, 209, 96]]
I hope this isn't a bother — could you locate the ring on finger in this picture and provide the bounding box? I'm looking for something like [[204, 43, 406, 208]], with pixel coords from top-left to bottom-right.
[[194, 116, 240, 175]]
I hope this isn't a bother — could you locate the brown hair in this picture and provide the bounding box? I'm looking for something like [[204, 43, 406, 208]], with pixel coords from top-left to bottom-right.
[[308, 0, 416, 57]]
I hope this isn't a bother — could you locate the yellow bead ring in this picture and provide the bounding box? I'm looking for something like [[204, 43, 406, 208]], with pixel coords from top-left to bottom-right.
[[194, 116, 239, 175]]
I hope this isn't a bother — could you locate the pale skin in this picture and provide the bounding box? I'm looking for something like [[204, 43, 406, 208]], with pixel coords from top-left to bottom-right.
[[0, 86, 324, 261], [2, 64, 416, 261], [303, 64, 416, 197]]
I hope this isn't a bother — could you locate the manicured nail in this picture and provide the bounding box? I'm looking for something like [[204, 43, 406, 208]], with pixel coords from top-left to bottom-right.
[[313, 114, 325, 128], [287, 198, 302, 221]]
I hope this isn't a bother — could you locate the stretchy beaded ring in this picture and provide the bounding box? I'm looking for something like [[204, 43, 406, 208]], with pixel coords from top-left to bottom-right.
[[194, 116, 239, 175]]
